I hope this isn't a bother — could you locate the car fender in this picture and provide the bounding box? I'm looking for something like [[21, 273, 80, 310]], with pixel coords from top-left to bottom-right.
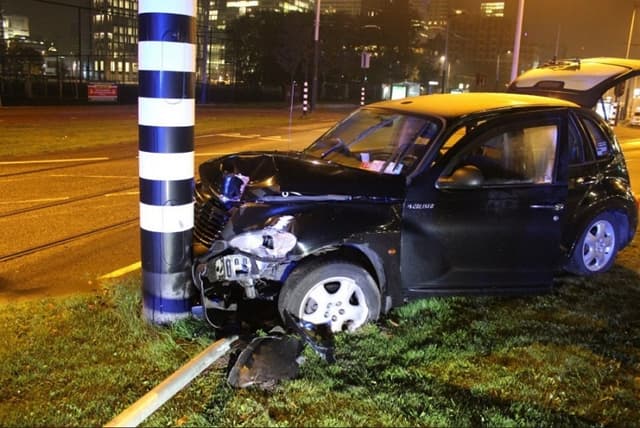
[[563, 187, 637, 260]]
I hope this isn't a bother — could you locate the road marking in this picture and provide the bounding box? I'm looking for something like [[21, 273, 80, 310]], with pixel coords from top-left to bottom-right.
[[0, 197, 70, 204], [0, 157, 110, 165], [260, 135, 286, 141], [99, 261, 141, 279], [105, 191, 139, 197], [49, 174, 137, 179], [195, 152, 227, 157]]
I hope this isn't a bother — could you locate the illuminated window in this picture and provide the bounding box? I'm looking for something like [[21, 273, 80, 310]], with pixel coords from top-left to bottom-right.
[[480, 2, 505, 17]]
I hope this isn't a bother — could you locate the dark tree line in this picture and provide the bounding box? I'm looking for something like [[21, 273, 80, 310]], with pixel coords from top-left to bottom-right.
[[225, 7, 440, 94]]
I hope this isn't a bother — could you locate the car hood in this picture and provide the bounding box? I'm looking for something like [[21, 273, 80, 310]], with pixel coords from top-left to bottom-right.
[[507, 57, 640, 108], [197, 151, 406, 203]]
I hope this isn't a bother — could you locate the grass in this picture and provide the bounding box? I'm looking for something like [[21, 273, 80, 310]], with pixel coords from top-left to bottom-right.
[[1, 106, 638, 426], [0, 278, 221, 427], [0, 239, 638, 427], [0, 104, 348, 157]]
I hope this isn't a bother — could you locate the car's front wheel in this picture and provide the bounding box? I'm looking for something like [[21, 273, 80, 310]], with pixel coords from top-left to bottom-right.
[[566, 212, 618, 275], [278, 260, 381, 333]]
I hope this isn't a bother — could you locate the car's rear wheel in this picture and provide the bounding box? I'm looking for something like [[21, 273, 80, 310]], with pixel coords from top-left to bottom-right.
[[566, 212, 618, 275], [278, 260, 381, 332]]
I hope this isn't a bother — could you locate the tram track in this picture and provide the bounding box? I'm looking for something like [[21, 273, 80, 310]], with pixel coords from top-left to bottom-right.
[[0, 184, 139, 218], [0, 154, 136, 179], [0, 217, 139, 263]]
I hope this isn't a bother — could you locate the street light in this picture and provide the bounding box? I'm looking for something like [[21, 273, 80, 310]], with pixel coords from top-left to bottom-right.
[[510, 0, 525, 81], [440, 55, 446, 93], [626, 1, 640, 58], [311, 0, 320, 111]]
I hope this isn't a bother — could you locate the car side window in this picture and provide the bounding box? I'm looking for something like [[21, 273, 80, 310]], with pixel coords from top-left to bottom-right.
[[441, 123, 559, 186], [581, 116, 612, 158]]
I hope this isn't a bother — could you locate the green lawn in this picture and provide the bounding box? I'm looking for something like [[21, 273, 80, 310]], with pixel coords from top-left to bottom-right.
[[0, 104, 347, 157], [0, 242, 638, 426], [1, 105, 638, 426]]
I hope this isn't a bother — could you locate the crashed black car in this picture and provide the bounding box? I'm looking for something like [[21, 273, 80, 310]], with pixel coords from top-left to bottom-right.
[[193, 58, 638, 332]]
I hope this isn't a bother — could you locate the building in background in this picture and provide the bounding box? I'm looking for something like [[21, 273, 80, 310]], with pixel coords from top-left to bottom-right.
[[321, 0, 362, 16], [0, 13, 63, 79], [90, 0, 314, 84], [91, 0, 137, 83], [431, 0, 539, 92], [2, 14, 30, 41]]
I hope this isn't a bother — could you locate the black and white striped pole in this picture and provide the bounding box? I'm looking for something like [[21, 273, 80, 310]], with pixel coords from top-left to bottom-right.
[[302, 81, 309, 115], [360, 50, 370, 106], [138, 0, 196, 324]]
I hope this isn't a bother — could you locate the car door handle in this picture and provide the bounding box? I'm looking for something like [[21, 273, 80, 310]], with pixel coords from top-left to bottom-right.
[[530, 203, 565, 211]]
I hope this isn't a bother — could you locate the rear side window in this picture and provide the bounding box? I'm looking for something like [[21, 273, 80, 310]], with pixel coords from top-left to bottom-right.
[[568, 118, 594, 165], [581, 117, 612, 158]]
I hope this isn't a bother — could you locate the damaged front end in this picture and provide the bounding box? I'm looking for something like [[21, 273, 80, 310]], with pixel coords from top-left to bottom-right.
[[193, 222, 299, 325], [192, 152, 405, 330], [192, 154, 307, 325], [192, 212, 299, 308]]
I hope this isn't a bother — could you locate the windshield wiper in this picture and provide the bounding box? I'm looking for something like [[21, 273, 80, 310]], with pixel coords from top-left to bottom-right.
[[320, 117, 396, 159]]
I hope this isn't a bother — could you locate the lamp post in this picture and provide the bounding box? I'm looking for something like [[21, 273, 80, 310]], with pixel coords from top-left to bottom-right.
[[626, 1, 640, 58], [510, 0, 525, 81], [311, 0, 320, 111]]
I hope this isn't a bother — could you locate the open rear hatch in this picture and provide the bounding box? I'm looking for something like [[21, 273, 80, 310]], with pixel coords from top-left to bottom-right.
[[507, 57, 640, 108]]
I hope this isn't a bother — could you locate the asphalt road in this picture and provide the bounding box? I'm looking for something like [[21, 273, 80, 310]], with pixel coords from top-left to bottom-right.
[[0, 115, 334, 303], [1, 114, 639, 303]]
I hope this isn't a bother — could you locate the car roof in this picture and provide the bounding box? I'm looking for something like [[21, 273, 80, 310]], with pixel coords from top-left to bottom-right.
[[367, 92, 577, 120], [508, 57, 640, 108]]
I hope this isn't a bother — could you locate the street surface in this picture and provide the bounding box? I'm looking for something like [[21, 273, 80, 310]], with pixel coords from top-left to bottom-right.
[[0, 109, 336, 303], [0, 110, 639, 303]]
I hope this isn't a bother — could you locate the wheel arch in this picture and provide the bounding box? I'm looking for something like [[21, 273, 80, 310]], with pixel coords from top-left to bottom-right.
[[285, 243, 390, 300], [563, 201, 632, 267]]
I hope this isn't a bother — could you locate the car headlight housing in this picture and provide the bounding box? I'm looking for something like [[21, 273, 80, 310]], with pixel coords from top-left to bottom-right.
[[229, 216, 297, 259]]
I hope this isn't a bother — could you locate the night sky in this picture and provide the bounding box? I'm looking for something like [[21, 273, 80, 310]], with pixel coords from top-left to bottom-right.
[[3, 0, 640, 59]]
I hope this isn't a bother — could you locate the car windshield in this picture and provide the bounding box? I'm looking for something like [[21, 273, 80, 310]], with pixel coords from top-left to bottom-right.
[[304, 107, 440, 175]]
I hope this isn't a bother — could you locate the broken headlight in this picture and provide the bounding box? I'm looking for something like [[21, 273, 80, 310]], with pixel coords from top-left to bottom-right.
[[229, 216, 297, 259]]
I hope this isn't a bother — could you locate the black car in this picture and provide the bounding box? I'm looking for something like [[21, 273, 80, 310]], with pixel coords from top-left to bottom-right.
[[192, 58, 638, 332]]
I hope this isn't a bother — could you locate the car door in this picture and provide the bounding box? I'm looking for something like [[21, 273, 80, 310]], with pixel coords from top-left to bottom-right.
[[400, 110, 570, 294]]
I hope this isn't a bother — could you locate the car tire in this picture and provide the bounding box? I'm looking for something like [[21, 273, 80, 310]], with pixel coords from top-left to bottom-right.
[[278, 260, 381, 333], [566, 212, 618, 275]]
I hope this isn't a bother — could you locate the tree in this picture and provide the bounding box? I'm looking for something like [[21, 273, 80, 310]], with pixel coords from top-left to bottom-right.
[[274, 12, 313, 84], [226, 11, 313, 88], [6, 43, 44, 77]]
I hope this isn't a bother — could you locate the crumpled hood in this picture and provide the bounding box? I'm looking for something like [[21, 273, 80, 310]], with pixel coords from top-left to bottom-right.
[[198, 151, 406, 203]]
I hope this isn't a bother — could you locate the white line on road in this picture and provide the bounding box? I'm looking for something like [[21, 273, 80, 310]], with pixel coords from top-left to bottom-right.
[[49, 174, 137, 179], [195, 152, 227, 157], [104, 191, 139, 197], [99, 261, 141, 279], [259, 135, 286, 141], [215, 132, 261, 139], [0, 197, 70, 204], [0, 157, 110, 165]]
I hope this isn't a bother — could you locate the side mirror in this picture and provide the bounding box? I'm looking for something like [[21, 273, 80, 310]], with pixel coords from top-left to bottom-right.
[[437, 165, 484, 188]]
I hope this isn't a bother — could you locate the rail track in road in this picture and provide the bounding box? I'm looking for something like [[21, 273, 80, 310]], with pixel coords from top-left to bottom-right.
[[0, 154, 135, 179], [0, 217, 139, 263], [0, 184, 139, 218]]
